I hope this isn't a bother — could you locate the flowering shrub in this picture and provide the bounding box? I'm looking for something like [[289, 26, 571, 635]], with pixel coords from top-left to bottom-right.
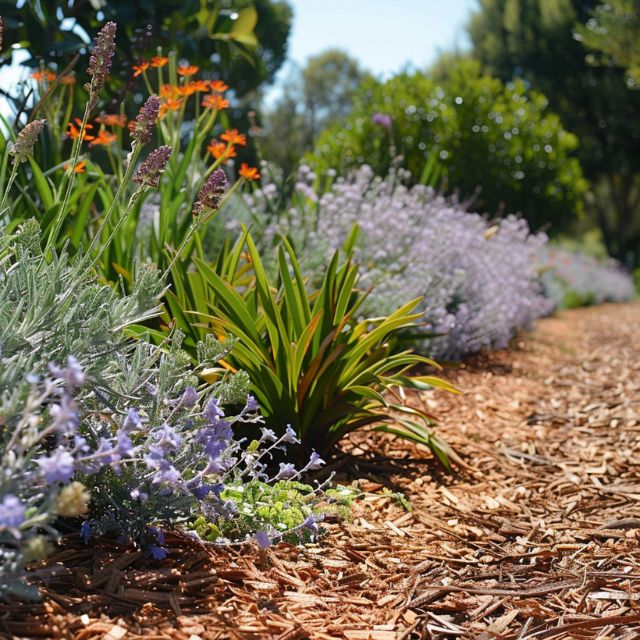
[[0, 225, 330, 596], [244, 164, 553, 359], [538, 247, 636, 308], [0, 22, 330, 597]]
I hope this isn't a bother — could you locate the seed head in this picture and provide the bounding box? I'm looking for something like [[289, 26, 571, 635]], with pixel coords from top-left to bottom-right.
[[133, 145, 172, 188], [10, 119, 47, 162], [85, 21, 117, 109], [129, 95, 160, 145], [192, 169, 227, 217]]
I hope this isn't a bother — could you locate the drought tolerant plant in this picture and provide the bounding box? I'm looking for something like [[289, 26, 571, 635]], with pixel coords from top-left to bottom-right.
[[244, 164, 554, 360], [0, 22, 332, 597], [538, 246, 636, 308], [0, 22, 261, 284], [168, 226, 457, 463], [0, 220, 331, 597]]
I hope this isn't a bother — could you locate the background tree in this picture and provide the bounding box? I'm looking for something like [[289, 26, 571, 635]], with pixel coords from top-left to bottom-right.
[[309, 59, 586, 231], [576, 0, 640, 89], [467, 0, 640, 265], [0, 0, 293, 98], [260, 49, 369, 175]]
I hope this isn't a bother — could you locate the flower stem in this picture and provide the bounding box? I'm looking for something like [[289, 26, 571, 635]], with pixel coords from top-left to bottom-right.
[[45, 100, 92, 255], [0, 160, 19, 219]]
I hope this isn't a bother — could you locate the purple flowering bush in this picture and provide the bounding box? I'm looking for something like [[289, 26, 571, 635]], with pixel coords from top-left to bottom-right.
[[0, 224, 330, 596], [243, 164, 553, 359], [538, 247, 636, 308]]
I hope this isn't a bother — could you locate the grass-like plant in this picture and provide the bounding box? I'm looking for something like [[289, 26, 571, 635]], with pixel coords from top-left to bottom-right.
[[169, 227, 457, 464]]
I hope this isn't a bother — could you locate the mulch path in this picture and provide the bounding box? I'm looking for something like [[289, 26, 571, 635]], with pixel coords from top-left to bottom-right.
[[2, 302, 639, 640]]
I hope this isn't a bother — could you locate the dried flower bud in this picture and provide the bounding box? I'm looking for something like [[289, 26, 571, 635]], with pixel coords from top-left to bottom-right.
[[55, 481, 90, 517], [192, 169, 227, 217], [85, 21, 117, 109], [22, 535, 54, 562], [133, 145, 172, 188], [129, 95, 160, 145], [10, 119, 46, 162]]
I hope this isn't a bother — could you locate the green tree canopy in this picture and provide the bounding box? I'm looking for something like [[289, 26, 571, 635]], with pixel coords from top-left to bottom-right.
[[576, 0, 640, 89], [467, 0, 640, 264], [0, 0, 292, 97], [309, 59, 586, 231]]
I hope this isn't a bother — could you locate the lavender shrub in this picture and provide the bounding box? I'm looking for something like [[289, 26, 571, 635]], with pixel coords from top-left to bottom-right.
[[0, 224, 328, 596], [244, 164, 553, 359], [538, 247, 635, 308]]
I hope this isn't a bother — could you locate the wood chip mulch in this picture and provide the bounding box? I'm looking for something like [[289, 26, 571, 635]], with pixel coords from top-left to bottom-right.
[[2, 301, 639, 640]]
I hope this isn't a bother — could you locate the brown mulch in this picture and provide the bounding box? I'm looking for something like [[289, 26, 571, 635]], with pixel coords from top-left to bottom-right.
[[2, 302, 640, 640]]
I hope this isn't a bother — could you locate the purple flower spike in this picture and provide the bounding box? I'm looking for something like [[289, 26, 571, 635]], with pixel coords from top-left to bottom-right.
[[36, 448, 75, 484], [130, 95, 160, 145], [80, 521, 91, 544], [0, 495, 26, 530], [11, 119, 47, 162], [371, 112, 392, 130], [122, 408, 142, 433], [192, 169, 227, 217], [255, 530, 271, 549], [133, 145, 172, 188], [85, 21, 117, 109], [178, 385, 198, 409]]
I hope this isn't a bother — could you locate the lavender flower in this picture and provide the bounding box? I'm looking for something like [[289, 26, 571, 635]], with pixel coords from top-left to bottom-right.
[[122, 408, 142, 433], [302, 451, 325, 472], [80, 521, 91, 544], [275, 462, 297, 480], [130, 95, 160, 145], [178, 385, 198, 409], [281, 425, 300, 445], [49, 395, 80, 434], [192, 169, 227, 217], [133, 145, 172, 188], [0, 495, 26, 530], [371, 112, 392, 130], [254, 530, 271, 549], [36, 448, 75, 484], [49, 356, 85, 389], [85, 21, 117, 109], [259, 427, 277, 443], [10, 119, 47, 162]]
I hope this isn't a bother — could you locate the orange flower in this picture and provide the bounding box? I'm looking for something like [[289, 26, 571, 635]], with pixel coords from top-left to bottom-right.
[[239, 163, 260, 181], [32, 70, 56, 82], [207, 140, 236, 159], [190, 80, 210, 92], [66, 119, 95, 141], [95, 113, 128, 127], [209, 80, 229, 93], [89, 130, 117, 147], [220, 128, 247, 146], [160, 84, 180, 100], [202, 93, 229, 110], [176, 83, 198, 97], [64, 161, 86, 174], [60, 74, 76, 85], [177, 65, 199, 77], [159, 99, 183, 118], [150, 56, 169, 68], [132, 61, 150, 77]]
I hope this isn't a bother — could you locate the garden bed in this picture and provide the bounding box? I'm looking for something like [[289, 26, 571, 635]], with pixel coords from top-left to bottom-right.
[[2, 301, 639, 640]]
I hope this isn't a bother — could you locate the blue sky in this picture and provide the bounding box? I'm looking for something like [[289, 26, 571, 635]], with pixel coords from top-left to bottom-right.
[[283, 0, 477, 76]]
